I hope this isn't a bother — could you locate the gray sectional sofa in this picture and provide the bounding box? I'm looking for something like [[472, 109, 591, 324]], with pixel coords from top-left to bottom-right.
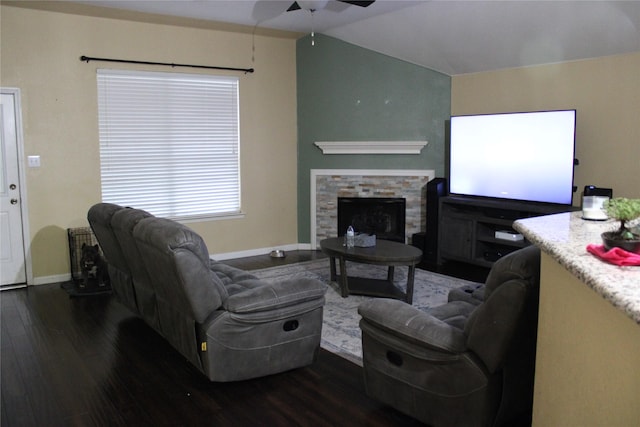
[[88, 203, 327, 382]]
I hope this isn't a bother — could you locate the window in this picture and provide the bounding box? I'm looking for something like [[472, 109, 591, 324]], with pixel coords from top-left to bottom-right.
[[96, 69, 240, 220]]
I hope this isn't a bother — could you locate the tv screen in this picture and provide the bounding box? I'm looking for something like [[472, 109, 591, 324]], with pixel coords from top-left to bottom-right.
[[449, 110, 576, 205]]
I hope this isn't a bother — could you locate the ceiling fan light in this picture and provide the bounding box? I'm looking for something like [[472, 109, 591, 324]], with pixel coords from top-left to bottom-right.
[[297, 0, 330, 11]]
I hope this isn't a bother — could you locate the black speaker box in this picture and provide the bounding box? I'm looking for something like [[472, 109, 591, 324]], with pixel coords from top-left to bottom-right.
[[425, 177, 447, 266], [411, 232, 425, 251]]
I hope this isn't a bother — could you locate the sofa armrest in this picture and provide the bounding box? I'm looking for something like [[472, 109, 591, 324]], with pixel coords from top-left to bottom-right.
[[223, 277, 327, 314], [358, 299, 467, 353]]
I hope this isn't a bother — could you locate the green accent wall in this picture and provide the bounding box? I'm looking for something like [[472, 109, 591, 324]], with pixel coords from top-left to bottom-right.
[[297, 34, 451, 243]]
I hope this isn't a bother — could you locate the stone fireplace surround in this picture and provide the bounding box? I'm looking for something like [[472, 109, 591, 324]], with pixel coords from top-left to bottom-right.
[[311, 169, 436, 248]]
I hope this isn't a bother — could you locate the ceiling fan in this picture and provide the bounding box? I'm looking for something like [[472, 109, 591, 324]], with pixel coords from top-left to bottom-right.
[[286, 1, 376, 13]]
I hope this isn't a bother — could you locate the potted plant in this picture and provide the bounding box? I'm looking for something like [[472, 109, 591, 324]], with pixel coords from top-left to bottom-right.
[[602, 197, 640, 253]]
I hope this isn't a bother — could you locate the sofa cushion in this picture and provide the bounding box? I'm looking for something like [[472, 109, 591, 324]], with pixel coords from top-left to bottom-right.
[[447, 283, 485, 306], [209, 261, 261, 294], [426, 300, 477, 331], [223, 276, 327, 314], [464, 280, 528, 373], [484, 245, 540, 300], [133, 217, 228, 322]]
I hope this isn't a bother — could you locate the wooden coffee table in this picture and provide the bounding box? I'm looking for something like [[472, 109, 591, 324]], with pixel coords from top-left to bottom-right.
[[320, 237, 423, 304]]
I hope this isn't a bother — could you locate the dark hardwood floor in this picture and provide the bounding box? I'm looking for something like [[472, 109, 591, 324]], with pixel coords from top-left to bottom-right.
[[221, 249, 328, 271], [0, 251, 424, 427], [1, 250, 488, 426]]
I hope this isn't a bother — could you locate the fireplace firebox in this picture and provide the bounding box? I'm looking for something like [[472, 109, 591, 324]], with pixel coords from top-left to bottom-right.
[[337, 197, 406, 243]]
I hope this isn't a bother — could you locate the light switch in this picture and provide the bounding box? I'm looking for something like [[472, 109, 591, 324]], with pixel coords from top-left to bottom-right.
[[28, 155, 41, 168]]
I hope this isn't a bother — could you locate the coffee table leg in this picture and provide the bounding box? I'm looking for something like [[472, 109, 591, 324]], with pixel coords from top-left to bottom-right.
[[387, 266, 395, 282], [338, 256, 349, 297], [406, 265, 416, 304], [329, 256, 337, 282]]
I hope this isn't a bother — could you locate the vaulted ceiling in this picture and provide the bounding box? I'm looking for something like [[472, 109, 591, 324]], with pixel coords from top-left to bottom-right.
[[66, 1, 640, 75]]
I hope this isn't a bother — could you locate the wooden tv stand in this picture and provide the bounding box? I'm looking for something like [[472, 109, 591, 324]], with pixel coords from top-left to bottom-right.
[[437, 196, 573, 268]]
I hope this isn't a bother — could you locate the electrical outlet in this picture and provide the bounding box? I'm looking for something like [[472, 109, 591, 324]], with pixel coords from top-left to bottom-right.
[[28, 155, 41, 168]]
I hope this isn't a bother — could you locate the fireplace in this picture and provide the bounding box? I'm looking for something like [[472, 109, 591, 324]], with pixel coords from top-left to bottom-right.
[[311, 169, 435, 248], [337, 197, 406, 243]]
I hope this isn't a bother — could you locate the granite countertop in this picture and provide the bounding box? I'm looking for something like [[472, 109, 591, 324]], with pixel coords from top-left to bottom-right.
[[514, 211, 640, 325]]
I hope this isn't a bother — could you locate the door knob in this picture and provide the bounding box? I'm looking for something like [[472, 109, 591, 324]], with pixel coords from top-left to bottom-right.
[[10, 184, 16, 190], [10, 199, 18, 205]]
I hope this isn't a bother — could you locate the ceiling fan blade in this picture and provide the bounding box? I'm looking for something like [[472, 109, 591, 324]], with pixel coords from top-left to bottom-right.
[[287, 0, 374, 12], [337, 0, 376, 7]]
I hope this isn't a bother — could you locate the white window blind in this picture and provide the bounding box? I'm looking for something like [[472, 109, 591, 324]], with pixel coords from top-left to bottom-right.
[[97, 69, 240, 219]]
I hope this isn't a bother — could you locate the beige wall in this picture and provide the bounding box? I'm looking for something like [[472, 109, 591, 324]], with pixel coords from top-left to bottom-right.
[[1, 4, 299, 282], [534, 253, 640, 426], [452, 53, 640, 202]]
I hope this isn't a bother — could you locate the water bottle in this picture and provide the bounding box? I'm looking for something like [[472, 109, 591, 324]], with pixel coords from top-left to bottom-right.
[[346, 226, 355, 249]]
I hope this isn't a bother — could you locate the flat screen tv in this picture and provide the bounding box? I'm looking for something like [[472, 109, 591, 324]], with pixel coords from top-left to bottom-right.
[[449, 109, 576, 206]]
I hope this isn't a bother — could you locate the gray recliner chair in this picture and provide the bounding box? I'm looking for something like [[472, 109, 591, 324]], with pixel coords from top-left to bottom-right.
[[358, 246, 541, 427], [88, 203, 327, 382]]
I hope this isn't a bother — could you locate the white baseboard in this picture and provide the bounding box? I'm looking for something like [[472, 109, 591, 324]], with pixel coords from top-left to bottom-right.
[[29, 244, 318, 285], [32, 273, 71, 286]]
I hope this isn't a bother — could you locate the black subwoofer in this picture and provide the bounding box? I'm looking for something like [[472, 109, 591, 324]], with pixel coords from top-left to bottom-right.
[[425, 178, 447, 266]]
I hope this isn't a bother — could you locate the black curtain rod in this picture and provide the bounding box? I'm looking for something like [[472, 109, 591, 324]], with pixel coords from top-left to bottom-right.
[[80, 55, 254, 74]]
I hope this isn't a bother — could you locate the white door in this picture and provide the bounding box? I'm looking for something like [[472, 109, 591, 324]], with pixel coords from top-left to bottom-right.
[[1, 91, 27, 287]]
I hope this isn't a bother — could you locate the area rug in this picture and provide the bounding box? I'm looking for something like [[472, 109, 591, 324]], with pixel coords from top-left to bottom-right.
[[250, 259, 481, 366]]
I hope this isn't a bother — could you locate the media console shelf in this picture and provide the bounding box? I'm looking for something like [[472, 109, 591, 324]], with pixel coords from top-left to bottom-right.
[[437, 196, 573, 268]]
